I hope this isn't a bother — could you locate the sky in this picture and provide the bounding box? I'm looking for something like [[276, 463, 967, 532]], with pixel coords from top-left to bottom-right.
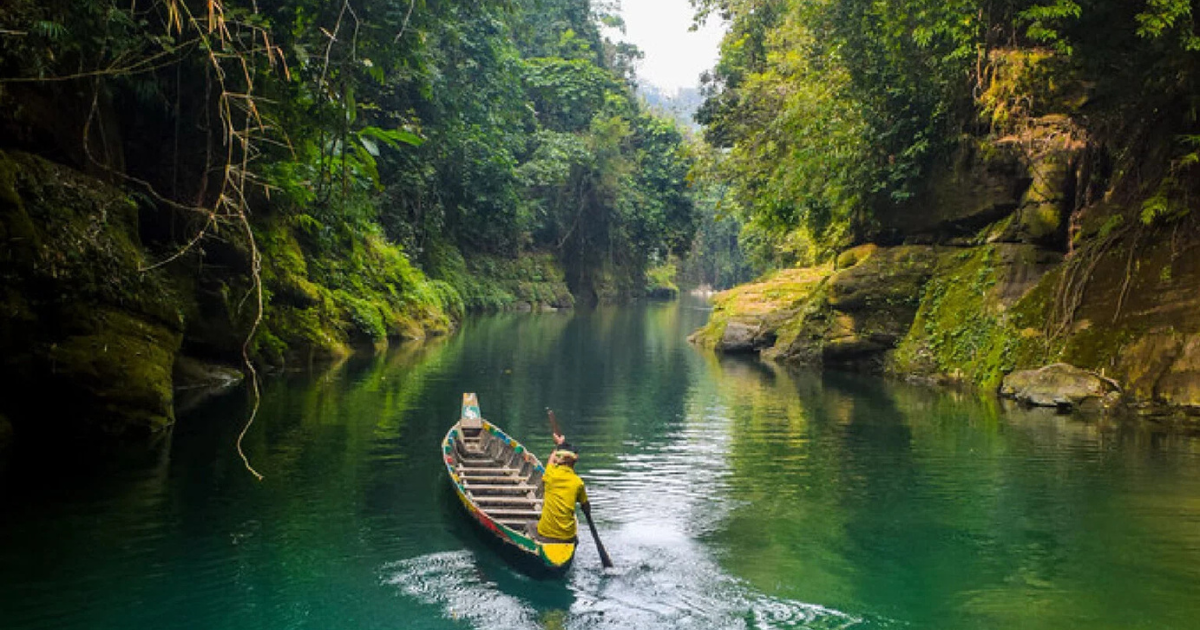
[[613, 0, 726, 93]]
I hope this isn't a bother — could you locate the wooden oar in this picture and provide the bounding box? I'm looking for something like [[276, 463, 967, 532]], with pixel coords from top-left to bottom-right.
[[583, 505, 614, 568], [546, 409, 614, 569]]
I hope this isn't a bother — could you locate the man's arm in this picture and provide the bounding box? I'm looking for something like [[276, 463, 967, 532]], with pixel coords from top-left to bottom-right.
[[548, 432, 565, 465]]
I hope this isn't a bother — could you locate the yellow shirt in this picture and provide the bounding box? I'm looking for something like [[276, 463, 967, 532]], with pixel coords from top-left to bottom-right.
[[537, 463, 588, 540]]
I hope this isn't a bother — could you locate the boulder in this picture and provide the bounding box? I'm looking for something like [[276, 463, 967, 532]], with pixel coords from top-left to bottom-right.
[[810, 246, 939, 369], [689, 266, 833, 351], [827, 246, 938, 312], [718, 320, 760, 353], [999, 363, 1120, 412]]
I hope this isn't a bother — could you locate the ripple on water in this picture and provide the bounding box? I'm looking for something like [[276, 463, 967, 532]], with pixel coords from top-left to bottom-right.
[[570, 523, 875, 630], [382, 551, 538, 629], [383, 533, 881, 629]]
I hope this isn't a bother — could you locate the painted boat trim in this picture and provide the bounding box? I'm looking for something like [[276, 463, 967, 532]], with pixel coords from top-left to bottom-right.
[[442, 418, 574, 571]]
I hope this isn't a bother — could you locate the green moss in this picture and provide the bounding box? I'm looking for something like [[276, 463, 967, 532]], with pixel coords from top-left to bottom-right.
[[772, 280, 831, 352], [252, 213, 459, 364], [1061, 325, 1139, 370], [48, 307, 180, 433], [835, 244, 878, 269], [689, 266, 833, 349], [1021, 203, 1063, 240], [690, 310, 731, 348], [428, 243, 573, 311], [890, 245, 1050, 389]]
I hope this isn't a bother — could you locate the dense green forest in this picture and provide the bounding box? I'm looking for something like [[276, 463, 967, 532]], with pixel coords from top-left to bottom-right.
[[694, 0, 1199, 264], [689, 0, 1200, 416], [0, 0, 710, 438]]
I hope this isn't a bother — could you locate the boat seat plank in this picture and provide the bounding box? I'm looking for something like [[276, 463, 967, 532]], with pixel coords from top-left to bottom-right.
[[458, 470, 522, 477], [481, 508, 543, 518], [472, 496, 541, 506], [457, 458, 500, 466], [463, 483, 537, 492], [460, 477, 529, 486], [457, 466, 519, 474]]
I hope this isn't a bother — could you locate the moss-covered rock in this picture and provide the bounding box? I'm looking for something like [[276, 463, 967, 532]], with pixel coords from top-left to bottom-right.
[[251, 215, 458, 366], [46, 307, 181, 433], [718, 320, 760, 353], [807, 245, 939, 369], [0, 150, 184, 437], [983, 117, 1084, 249], [827, 245, 937, 312], [692, 247, 939, 370], [688, 266, 833, 352], [999, 363, 1120, 411], [888, 243, 1056, 389], [834, 243, 877, 270]]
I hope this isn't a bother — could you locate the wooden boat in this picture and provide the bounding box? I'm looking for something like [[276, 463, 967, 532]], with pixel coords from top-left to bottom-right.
[[441, 393, 576, 574]]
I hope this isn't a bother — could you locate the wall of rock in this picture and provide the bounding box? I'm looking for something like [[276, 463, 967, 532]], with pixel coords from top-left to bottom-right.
[[691, 116, 1200, 420], [1, 150, 184, 437]]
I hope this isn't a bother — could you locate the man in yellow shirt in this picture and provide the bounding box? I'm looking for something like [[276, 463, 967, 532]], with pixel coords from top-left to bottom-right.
[[535, 433, 591, 542]]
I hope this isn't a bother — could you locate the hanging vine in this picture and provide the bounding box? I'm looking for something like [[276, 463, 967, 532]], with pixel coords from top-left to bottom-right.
[[3, 0, 287, 479]]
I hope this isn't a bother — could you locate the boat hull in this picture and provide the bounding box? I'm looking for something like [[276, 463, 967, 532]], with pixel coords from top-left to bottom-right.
[[442, 398, 576, 576]]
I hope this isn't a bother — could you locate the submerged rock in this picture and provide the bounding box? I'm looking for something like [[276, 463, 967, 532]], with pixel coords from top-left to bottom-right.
[[173, 356, 245, 391], [999, 363, 1121, 412]]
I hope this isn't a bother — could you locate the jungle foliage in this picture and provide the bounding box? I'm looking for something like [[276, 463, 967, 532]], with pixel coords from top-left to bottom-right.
[[693, 0, 1200, 265], [0, 0, 698, 361]]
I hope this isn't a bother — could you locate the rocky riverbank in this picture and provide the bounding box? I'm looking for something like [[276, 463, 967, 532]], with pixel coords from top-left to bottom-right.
[[0, 150, 575, 443], [691, 118, 1200, 421]]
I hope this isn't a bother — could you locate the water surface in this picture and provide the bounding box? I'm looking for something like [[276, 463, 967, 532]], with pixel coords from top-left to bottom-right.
[[3, 297, 1199, 629]]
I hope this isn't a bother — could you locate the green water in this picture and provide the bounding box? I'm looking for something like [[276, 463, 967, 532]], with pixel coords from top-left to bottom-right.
[[3, 298, 1200, 629]]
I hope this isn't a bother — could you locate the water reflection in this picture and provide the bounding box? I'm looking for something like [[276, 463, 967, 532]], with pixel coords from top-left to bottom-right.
[[2, 298, 1200, 630], [696, 356, 1200, 630]]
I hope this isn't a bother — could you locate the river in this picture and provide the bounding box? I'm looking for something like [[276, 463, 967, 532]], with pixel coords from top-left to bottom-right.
[[2, 297, 1200, 629]]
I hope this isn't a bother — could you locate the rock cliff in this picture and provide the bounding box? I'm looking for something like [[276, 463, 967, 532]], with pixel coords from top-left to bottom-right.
[[691, 117, 1200, 420], [1, 151, 183, 436]]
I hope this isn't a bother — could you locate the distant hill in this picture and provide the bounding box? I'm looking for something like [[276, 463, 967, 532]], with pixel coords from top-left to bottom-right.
[[638, 84, 703, 132]]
